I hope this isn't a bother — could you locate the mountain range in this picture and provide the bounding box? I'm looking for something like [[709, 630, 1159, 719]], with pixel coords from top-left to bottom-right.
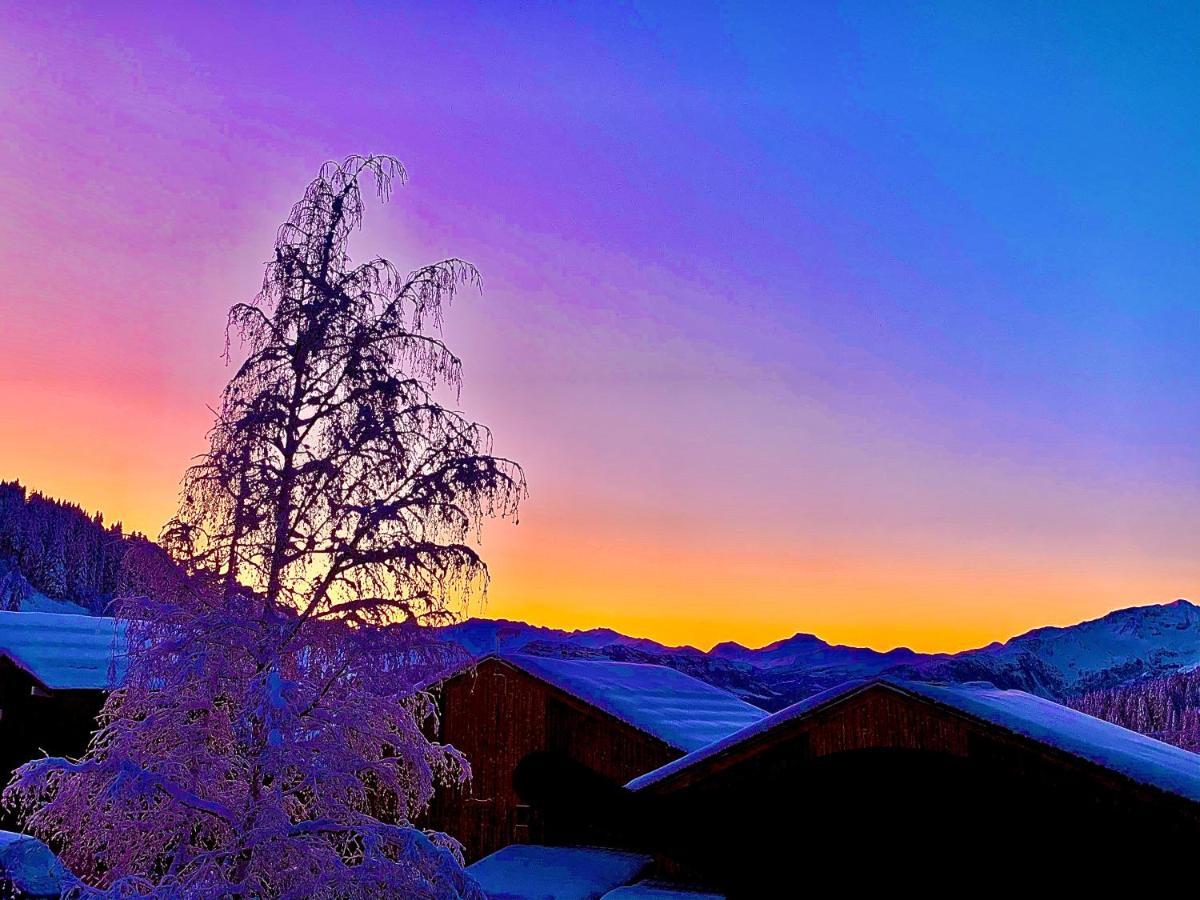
[[4, 478, 1198, 713], [441, 599, 1200, 710]]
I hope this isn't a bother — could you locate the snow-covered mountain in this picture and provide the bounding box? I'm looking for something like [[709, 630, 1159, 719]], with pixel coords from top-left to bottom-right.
[[709, 632, 931, 706], [896, 599, 1200, 698], [439, 618, 705, 658], [441, 600, 1200, 708], [710, 632, 923, 671]]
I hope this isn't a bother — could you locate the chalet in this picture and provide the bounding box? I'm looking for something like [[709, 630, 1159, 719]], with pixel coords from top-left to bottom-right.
[[0, 611, 124, 813], [6, 611, 1200, 894], [621, 677, 1200, 893], [424, 653, 767, 861]]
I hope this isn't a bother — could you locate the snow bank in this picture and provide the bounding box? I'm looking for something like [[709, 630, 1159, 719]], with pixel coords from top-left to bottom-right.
[[504, 654, 766, 752], [0, 831, 70, 898], [629, 677, 1200, 802], [17, 591, 91, 616], [0, 610, 125, 690], [602, 882, 725, 899], [466, 844, 651, 900]]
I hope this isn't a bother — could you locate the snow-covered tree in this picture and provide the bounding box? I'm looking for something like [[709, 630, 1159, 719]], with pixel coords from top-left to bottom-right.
[[5, 156, 523, 897], [1072, 670, 1200, 753], [0, 559, 32, 611]]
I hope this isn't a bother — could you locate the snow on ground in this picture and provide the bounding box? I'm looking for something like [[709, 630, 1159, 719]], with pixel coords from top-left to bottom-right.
[[17, 590, 91, 616], [0, 831, 69, 898], [504, 654, 766, 752], [0, 610, 125, 690], [629, 677, 1200, 801], [602, 882, 725, 899], [467, 845, 652, 900]]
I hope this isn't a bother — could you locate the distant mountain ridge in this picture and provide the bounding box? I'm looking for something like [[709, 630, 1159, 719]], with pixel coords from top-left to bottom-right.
[[441, 600, 1200, 710], [440, 618, 703, 657], [894, 599, 1200, 698], [4, 482, 1198, 715]]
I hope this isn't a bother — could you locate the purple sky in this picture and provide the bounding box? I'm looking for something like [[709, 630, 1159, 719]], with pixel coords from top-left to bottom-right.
[[1, 2, 1197, 650]]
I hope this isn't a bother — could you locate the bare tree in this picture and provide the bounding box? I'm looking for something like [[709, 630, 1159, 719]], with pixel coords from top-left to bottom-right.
[[6, 155, 524, 898]]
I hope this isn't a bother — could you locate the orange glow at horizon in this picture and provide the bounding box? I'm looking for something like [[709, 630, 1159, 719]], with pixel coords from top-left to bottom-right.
[[4, 338, 1195, 657], [475, 510, 1197, 654], [7, 400, 1185, 658]]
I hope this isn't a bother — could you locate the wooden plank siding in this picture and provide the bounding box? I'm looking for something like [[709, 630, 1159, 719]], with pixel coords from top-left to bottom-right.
[[424, 657, 681, 861], [0, 658, 104, 831], [633, 682, 1200, 894], [644, 682, 1200, 826]]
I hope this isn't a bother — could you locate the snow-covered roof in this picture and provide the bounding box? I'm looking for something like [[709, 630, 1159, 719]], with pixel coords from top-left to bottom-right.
[[625, 678, 867, 790], [500, 654, 767, 752], [628, 678, 1200, 803], [466, 845, 651, 900], [904, 680, 1200, 803], [0, 611, 125, 691], [602, 882, 725, 899]]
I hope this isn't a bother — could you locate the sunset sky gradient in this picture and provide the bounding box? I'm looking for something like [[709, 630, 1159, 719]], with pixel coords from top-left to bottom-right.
[[1, 2, 1197, 652]]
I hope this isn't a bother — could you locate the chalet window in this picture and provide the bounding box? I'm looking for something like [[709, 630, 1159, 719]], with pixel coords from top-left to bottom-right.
[[514, 803, 531, 829]]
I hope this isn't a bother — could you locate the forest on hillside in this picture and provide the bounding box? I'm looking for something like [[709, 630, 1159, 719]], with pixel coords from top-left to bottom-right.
[[0, 480, 143, 614], [1070, 671, 1200, 752]]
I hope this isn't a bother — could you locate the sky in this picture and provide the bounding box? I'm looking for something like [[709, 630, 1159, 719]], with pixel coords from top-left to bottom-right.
[[0, 1, 1197, 653]]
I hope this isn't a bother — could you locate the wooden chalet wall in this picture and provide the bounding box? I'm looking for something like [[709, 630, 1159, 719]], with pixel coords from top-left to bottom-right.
[[425, 657, 681, 862], [635, 683, 1200, 895], [0, 658, 103, 829]]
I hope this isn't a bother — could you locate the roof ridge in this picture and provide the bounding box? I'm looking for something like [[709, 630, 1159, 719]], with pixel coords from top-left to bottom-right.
[[627, 676, 1200, 802]]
